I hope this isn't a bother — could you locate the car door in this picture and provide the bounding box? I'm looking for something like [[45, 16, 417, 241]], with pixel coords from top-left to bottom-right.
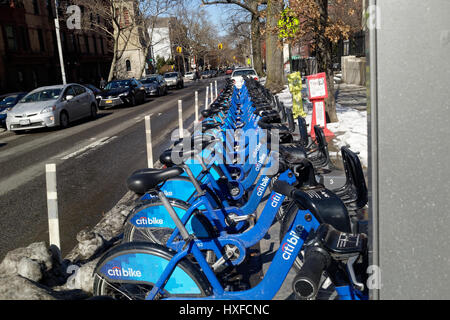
[[73, 85, 90, 118], [62, 86, 78, 120], [134, 80, 145, 102]]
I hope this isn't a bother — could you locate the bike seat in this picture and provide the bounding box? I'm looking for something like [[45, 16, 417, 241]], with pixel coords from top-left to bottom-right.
[[173, 134, 219, 150], [253, 107, 275, 116], [127, 167, 184, 194], [316, 224, 367, 256], [259, 110, 280, 118], [159, 149, 175, 167], [202, 122, 221, 131], [279, 144, 308, 164], [258, 119, 290, 135], [201, 109, 218, 118], [292, 187, 352, 233]]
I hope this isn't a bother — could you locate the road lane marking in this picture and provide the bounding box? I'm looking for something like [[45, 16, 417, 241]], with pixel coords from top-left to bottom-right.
[[61, 136, 115, 160]]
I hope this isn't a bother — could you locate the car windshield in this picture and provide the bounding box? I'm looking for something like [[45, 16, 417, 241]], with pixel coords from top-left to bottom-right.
[[105, 80, 131, 90], [0, 95, 19, 107], [164, 73, 178, 78], [20, 89, 62, 103], [141, 78, 158, 84], [233, 69, 256, 76]]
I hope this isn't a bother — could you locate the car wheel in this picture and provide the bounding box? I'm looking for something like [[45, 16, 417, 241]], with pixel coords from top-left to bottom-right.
[[90, 104, 98, 120], [129, 95, 136, 107], [60, 111, 69, 129]]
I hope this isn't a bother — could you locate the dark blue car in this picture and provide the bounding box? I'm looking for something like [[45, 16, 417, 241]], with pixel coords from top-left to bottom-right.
[[0, 92, 28, 127]]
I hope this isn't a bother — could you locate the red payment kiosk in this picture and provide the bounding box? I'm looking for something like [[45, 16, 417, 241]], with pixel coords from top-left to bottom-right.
[[306, 72, 335, 140]]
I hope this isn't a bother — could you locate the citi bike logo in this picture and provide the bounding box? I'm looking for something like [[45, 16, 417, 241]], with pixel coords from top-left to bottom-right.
[[281, 230, 301, 261], [135, 216, 164, 225], [270, 193, 282, 208], [256, 177, 270, 197], [255, 153, 267, 172], [251, 143, 262, 160], [107, 266, 142, 278]]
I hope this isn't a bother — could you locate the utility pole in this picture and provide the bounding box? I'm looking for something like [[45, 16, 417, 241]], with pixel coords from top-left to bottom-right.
[[54, 0, 67, 84]]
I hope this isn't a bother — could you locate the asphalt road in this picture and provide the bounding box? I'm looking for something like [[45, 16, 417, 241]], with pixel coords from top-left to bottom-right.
[[0, 77, 227, 260]]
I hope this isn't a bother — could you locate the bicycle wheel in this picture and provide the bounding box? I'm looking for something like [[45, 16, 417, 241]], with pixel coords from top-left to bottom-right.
[[93, 242, 211, 300], [123, 198, 216, 264]]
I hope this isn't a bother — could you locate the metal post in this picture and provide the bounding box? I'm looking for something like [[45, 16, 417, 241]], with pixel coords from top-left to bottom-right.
[[45, 164, 60, 250], [210, 83, 213, 104], [145, 115, 153, 168], [54, 0, 67, 84], [195, 91, 199, 123], [178, 100, 183, 139], [205, 86, 209, 109]]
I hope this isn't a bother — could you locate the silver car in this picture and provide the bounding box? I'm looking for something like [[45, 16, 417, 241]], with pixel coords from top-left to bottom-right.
[[6, 84, 97, 133], [163, 72, 184, 89]]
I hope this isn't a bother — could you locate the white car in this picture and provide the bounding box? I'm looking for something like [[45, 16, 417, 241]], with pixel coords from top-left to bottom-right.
[[231, 68, 259, 88], [6, 84, 97, 133], [184, 72, 196, 81]]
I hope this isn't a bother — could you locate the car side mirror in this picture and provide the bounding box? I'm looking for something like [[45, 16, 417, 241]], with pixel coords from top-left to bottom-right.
[[65, 95, 74, 101]]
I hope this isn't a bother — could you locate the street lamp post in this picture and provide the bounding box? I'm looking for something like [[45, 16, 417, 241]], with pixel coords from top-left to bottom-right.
[[54, 0, 67, 84]]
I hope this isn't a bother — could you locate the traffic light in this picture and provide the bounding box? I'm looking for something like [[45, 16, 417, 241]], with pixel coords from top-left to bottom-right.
[[176, 46, 182, 54], [218, 43, 223, 50]]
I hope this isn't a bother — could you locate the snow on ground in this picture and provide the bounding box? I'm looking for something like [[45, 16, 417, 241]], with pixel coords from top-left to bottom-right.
[[276, 85, 368, 168]]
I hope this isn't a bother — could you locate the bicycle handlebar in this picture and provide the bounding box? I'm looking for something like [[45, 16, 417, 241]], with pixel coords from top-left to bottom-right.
[[292, 249, 330, 299]]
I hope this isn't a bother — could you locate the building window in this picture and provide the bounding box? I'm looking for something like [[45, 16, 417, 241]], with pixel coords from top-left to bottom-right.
[[126, 60, 131, 72], [5, 26, 17, 51], [37, 29, 45, 52], [32, 0, 39, 15]]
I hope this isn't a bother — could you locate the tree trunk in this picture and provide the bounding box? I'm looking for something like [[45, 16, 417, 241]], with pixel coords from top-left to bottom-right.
[[264, 0, 285, 93], [315, 0, 338, 122], [249, 1, 263, 76], [108, 31, 122, 82]]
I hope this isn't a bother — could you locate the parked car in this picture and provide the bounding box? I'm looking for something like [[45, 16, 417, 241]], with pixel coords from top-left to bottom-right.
[[163, 72, 184, 89], [82, 84, 102, 105], [231, 67, 259, 88], [0, 92, 28, 127], [6, 84, 97, 133], [97, 78, 146, 109], [201, 71, 211, 79], [184, 71, 197, 81], [140, 75, 167, 97]]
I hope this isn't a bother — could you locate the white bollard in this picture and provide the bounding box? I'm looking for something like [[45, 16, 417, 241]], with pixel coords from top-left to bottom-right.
[[205, 86, 209, 109], [210, 83, 213, 104], [145, 115, 153, 168], [195, 91, 199, 123], [178, 100, 183, 139], [45, 163, 60, 251]]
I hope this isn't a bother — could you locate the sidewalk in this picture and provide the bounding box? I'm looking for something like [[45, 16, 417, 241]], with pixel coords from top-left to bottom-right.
[[256, 80, 369, 300]]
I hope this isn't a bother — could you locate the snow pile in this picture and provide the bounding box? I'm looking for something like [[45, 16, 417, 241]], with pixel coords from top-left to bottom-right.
[[276, 85, 368, 168], [327, 104, 368, 168]]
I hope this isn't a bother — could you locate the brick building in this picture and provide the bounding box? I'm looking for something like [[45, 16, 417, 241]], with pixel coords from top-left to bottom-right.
[[0, 0, 112, 94]]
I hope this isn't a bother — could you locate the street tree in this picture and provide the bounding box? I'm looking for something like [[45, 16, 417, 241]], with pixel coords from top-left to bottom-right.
[[200, 0, 265, 77], [171, 6, 219, 71], [67, 0, 178, 81], [264, 0, 285, 92]]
